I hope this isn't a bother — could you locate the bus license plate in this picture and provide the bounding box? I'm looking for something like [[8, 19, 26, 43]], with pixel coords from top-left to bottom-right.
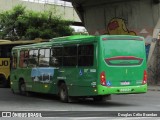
[[120, 81, 130, 85], [119, 88, 131, 92]]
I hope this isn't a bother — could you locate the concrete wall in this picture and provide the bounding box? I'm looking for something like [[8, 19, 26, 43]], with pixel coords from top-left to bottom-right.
[[69, 0, 160, 84], [0, 0, 80, 22], [83, 0, 159, 44]]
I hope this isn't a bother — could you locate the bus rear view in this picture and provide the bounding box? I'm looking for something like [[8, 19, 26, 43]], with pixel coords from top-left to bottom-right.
[[97, 35, 147, 95]]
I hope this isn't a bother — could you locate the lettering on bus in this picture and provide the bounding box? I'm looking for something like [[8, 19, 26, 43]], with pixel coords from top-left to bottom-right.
[[0, 60, 9, 66]]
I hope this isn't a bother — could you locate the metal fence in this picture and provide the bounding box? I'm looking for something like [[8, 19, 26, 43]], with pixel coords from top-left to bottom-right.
[[21, 0, 72, 7]]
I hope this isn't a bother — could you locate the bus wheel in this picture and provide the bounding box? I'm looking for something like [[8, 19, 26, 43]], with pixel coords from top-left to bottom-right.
[[19, 80, 26, 96], [0, 76, 7, 88], [59, 83, 68, 102], [93, 96, 106, 102]]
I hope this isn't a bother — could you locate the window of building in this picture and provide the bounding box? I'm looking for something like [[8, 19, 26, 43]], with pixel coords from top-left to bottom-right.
[[78, 44, 94, 66], [39, 49, 50, 67]]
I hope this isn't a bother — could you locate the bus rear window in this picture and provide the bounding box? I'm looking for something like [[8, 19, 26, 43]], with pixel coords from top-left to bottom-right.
[[105, 56, 143, 66]]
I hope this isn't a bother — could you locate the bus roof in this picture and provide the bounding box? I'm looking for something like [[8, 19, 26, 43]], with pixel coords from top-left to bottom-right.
[[12, 41, 50, 50], [0, 39, 49, 45], [100, 35, 144, 41], [50, 35, 95, 43], [12, 35, 144, 50], [50, 35, 144, 43], [13, 35, 96, 50], [0, 39, 11, 42]]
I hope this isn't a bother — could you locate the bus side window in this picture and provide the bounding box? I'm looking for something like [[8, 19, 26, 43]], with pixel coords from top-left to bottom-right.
[[63, 46, 77, 66], [78, 44, 94, 66], [19, 51, 25, 67], [12, 52, 17, 69], [19, 50, 29, 68], [28, 49, 38, 67], [24, 51, 29, 67], [39, 49, 50, 67], [50, 47, 63, 67]]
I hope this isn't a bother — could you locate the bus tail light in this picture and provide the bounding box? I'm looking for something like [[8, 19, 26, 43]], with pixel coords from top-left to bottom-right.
[[100, 71, 106, 86], [142, 70, 147, 84]]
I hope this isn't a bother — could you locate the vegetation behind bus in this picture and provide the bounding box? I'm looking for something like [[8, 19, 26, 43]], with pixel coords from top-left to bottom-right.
[[0, 5, 73, 41], [0, 5, 74, 87]]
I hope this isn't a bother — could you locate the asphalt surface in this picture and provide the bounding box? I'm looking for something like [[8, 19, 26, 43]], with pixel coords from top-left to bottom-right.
[[0, 88, 160, 120]]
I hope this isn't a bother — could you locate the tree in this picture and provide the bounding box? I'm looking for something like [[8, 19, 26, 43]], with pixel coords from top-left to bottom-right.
[[0, 5, 74, 40]]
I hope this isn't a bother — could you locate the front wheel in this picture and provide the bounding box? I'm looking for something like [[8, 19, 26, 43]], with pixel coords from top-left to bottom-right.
[[19, 81, 27, 95], [59, 83, 68, 102]]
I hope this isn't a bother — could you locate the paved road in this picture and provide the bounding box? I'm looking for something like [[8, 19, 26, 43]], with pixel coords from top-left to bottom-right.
[[0, 88, 160, 119]]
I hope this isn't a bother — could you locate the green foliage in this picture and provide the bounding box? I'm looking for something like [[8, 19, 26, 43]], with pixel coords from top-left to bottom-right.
[[0, 5, 74, 40]]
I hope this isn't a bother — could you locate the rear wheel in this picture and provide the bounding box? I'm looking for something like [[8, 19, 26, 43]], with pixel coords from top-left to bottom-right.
[[93, 96, 106, 102], [0, 76, 7, 88], [93, 95, 111, 102], [59, 83, 68, 102]]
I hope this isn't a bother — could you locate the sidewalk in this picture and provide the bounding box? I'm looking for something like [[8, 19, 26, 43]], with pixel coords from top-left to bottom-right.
[[148, 85, 160, 91]]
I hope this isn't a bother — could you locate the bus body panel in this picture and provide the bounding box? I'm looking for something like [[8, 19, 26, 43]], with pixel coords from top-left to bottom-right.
[[0, 58, 10, 78], [0, 58, 10, 87], [97, 84, 147, 95], [97, 35, 147, 94], [11, 65, 59, 94], [10, 35, 147, 99]]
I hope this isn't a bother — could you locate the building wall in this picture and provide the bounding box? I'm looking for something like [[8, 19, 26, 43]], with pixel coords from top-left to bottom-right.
[[72, 0, 160, 84]]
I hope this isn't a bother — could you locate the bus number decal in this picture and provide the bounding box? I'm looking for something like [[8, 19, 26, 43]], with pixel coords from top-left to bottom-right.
[[90, 69, 96, 73], [84, 69, 89, 73]]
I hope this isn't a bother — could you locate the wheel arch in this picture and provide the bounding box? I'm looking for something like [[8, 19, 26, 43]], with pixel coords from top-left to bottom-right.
[[0, 73, 6, 79], [18, 77, 25, 84], [57, 80, 66, 87]]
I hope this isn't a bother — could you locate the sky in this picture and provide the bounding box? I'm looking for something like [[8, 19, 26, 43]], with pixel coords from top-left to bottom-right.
[[70, 26, 86, 33]]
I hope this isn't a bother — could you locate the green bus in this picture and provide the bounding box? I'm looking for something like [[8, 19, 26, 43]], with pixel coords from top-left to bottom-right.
[[10, 35, 147, 102]]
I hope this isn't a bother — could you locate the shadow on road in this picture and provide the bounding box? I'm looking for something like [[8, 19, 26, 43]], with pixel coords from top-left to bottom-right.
[[72, 99, 136, 107], [24, 92, 136, 107], [1, 88, 137, 108]]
